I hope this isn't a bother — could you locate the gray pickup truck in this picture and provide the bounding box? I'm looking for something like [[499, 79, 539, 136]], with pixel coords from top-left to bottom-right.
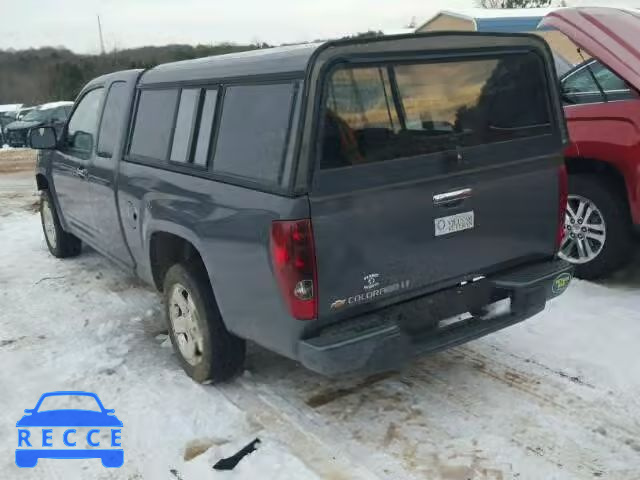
[[30, 33, 573, 383]]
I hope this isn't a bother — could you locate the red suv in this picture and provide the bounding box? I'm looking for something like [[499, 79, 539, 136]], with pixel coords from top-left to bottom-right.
[[540, 8, 640, 278]]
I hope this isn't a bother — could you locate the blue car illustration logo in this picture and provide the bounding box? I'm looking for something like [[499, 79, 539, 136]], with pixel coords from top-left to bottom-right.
[[16, 391, 123, 468]]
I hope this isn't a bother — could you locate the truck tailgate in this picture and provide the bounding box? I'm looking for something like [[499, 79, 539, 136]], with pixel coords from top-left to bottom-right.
[[311, 153, 561, 319], [307, 41, 565, 321]]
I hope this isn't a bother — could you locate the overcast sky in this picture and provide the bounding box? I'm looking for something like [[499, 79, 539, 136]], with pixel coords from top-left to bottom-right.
[[3, 0, 640, 54]]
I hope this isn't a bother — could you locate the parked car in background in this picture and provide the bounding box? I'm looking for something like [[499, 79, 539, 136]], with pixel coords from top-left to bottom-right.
[[29, 33, 572, 383], [0, 104, 22, 146], [5, 101, 73, 147], [540, 7, 640, 278], [16, 106, 35, 121]]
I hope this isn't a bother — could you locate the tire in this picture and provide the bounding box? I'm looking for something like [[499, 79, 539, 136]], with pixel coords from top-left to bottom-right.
[[40, 189, 82, 258], [559, 174, 634, 279], [163, 262, 245, 383]]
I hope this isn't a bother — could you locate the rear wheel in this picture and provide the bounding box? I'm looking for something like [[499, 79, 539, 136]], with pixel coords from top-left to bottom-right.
[[40, 189, 82, 258], [558, 174, 633, 279], [163, 262, 245, 383]]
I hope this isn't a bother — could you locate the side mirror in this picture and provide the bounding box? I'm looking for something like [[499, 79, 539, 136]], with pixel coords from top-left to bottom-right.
[[23, 409, 34, 414], [72, 131, 93, 153], [29, 126, 57, 150]]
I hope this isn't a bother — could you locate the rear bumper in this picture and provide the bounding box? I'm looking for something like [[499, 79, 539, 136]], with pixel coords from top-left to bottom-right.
[[298, 259, 573, 376]]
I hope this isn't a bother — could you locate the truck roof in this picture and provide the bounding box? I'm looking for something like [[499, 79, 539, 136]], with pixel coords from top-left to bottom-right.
[[138, 42, 322, 86]]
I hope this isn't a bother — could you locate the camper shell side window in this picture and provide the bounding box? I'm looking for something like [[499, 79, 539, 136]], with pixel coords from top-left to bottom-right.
[[125, 80, 301, 193]]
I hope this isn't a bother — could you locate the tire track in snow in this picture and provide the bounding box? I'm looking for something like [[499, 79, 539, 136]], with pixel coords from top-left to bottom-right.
[[232, 337, 640, 479], [231, 349, 520, 479], [217, 379, 381, 480], [414, 344, 640, 478]]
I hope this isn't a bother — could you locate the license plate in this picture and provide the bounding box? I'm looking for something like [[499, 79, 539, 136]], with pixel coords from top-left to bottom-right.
[[434, 211, 474, 236]]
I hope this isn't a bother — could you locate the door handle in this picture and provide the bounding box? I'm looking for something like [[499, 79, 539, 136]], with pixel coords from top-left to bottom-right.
[[433, 188, 472, 207], [75, 167, 88, 179]]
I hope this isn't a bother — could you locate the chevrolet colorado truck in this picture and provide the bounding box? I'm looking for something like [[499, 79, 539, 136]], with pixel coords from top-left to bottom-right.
[[30, 33, 573, 383]]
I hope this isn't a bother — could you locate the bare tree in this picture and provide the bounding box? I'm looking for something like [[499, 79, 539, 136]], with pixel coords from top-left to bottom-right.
[[478, 0, 551, 7]]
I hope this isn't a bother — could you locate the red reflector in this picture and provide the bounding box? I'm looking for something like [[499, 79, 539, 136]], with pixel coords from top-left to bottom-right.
[[270, 219, 318, 320], [557, 164, 568, 251]]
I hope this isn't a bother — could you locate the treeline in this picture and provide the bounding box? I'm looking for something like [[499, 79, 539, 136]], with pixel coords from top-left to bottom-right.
[[0, 43, 268, 105], [0, 30, 385, 106]]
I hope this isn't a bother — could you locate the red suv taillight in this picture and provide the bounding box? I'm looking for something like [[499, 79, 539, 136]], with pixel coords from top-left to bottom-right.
[[557, 165, 568, 251], [270, 219, 318, 320]]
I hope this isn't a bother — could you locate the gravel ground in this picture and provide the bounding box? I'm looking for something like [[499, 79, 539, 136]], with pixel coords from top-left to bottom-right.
[[0, 148, 36, 174]]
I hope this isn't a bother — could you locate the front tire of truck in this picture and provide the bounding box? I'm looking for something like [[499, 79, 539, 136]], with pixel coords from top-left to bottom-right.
[[559, 174, 633, 279], [40, 189, 82, 258], [163, 262, 245, 383]]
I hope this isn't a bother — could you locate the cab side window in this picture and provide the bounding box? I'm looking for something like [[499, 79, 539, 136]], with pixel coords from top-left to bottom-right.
[[97, 82, 128, 158], [562, 60, 636, 104], [65, 88, 104, 156]]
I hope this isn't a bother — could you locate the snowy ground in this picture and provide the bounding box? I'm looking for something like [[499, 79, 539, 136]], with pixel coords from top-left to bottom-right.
[[1, 168, 640, 480]]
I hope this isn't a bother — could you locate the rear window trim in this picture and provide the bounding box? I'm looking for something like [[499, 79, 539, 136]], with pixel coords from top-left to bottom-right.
[[312, 48, 557, 173], [311, 134, 559, 198]]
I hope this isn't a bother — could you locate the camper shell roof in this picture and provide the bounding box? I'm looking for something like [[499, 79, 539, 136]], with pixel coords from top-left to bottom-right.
[[139, 43, 322, 86], [136, 32, 561, 88]]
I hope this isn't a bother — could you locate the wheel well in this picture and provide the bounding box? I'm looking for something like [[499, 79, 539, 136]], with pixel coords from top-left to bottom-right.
[[565, 157, 628, 202], [149, 232, 206, 291], [35, 174, 48, 191]]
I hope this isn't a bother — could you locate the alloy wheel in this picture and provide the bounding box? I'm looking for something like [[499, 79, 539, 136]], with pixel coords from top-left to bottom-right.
[[558, 194, 606, 264], [168, 283, 205, 366]]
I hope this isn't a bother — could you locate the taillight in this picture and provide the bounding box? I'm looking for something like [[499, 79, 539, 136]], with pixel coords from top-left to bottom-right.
[[557, 165, 568, 251], [270, 219, 318, 320]]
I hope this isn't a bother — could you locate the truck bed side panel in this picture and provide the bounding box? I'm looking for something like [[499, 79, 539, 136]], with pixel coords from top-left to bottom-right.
[[117, 162, 310, 358]]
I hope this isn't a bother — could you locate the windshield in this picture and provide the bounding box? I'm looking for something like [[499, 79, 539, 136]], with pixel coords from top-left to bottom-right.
[[22, 108, 50, 122], [37, 394, 102, 412]]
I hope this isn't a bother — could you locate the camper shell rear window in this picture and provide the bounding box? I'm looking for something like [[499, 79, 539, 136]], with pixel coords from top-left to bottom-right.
[[320, 52, 553, 169]]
